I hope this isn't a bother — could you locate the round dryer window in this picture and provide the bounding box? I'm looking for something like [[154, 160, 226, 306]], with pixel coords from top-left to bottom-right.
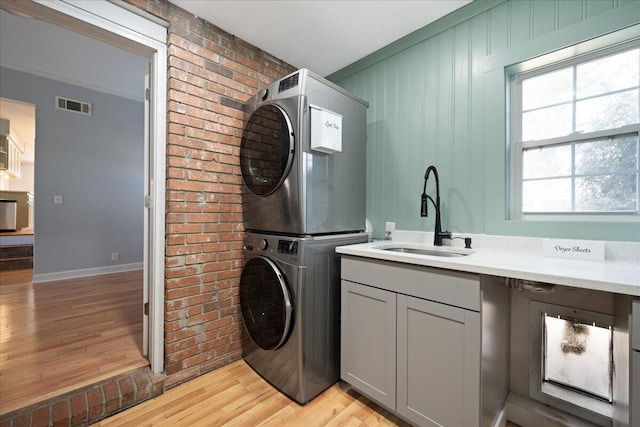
[[240, 104, 294, 196], [239, 256, 294, 350]]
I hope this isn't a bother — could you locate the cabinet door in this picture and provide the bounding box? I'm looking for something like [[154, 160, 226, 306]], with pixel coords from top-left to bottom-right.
[[341, 280, 396, 410], [397, 295, 481, 427]]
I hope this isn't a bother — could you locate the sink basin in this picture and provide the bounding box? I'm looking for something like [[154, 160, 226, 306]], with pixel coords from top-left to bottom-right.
[[378, 244, 474, 257]]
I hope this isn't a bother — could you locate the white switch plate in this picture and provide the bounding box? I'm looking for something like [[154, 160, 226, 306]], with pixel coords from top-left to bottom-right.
[[53, 195, 63, 205], [385, 221, 396, 233], [111, 252, 119, 261]]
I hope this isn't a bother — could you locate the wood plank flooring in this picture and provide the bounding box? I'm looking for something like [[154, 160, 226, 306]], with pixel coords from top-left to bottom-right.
[[96, 359, 523, 427], [96, 360, 410, 427], [0, 269, 147, 415]]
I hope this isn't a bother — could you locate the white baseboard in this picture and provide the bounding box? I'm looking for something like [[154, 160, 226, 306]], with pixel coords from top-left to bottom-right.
[[32, 262, 143, 283], [0, 234, 35, 246]]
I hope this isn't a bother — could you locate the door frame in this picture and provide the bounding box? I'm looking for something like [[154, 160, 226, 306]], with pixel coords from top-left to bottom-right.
[[2, 0, 168, 373]]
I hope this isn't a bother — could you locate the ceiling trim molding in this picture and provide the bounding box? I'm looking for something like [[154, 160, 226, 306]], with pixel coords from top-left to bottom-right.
[[0, 62, 145, 103], [327, 0, 505, 82]]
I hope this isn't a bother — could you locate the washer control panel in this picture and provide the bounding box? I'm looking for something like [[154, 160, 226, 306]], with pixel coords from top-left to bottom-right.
[[278, 240, 299, 255]]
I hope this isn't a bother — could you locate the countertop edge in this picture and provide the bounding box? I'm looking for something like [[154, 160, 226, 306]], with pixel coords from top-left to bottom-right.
[[337, 244, 640, 297]]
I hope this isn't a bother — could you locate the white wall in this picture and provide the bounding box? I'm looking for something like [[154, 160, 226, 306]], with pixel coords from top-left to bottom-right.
[[0, 9, 147, 101], [0, 67, 145, 275]]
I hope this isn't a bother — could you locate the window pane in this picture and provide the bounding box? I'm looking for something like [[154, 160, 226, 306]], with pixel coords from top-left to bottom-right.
[[576, 90, 639, 133], [523, 104, 573, 141], [577, 49, 639, 98], [523, 145, 571, 179], [544, 315, 612, 401], [523, 178, 571, 212], [575, 135, 638, 175], [523, 67, 574, 110], [575, 174, 638, 211]]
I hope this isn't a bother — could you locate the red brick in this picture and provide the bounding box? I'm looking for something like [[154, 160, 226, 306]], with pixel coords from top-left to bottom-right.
[[11, 414, 30, 427], [166, 336, 200, 354], [87, 387, 105, 420], [165, 361, 183, 376], [70, 393, 88, 425], [103, 382, 120, 414], [165, 327, 198, 343], [31, 406, 49, 426], [0, 419, 11, 427], [132, 371, 151, 400], [166, 275, 202, 289], [121, 0, 298, 383], [51, 400, 69, 427], [166, 285, 202, 300], [166, 346, 200, 364], [166, 265, 202, 279], [119, 376, 136, 408]]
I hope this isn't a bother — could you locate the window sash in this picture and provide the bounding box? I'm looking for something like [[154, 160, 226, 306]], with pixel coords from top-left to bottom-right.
[[509, 41, 640, 219]]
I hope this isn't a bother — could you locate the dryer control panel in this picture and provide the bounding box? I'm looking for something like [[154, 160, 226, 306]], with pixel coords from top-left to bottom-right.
[[278, 240, 299, 255]]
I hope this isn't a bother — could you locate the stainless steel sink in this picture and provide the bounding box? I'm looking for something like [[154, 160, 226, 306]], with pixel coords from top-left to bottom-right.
[[382, 247, 472, 257]]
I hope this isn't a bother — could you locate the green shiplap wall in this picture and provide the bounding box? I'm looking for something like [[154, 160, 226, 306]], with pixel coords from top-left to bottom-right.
[[330, 0, 640, 242]]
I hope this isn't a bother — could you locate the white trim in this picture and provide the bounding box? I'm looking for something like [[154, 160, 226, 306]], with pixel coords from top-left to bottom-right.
[[30, 0, 167, 374], [0, 234, 34, 246], [61, 0, 167, 43], [0, 61, 145, 102], [32, 262, 143, 283]]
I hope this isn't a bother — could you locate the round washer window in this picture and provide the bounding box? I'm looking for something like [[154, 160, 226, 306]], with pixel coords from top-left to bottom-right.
[[240, 104, 294, 196], [239, 256, 293, 350]]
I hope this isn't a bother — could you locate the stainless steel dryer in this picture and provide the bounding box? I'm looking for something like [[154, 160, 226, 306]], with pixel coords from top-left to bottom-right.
[[240, 69, 369, 236], [239, 231, 368, 404]]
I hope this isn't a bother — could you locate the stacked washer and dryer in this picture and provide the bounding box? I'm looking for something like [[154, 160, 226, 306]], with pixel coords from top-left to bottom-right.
[[238, 69, 369, 404]]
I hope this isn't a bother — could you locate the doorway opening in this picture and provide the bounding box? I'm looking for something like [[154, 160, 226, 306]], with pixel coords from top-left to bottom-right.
[[0, 0, 166, 416]]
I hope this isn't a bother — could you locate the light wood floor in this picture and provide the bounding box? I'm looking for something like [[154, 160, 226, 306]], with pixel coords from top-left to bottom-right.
[[96, 359, 410, 427], [0, 269, 147, 415], [96, 359, 523, 427]]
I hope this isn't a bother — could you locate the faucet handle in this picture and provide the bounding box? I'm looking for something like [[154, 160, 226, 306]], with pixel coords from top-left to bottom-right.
[[420, 193, 428, 217]]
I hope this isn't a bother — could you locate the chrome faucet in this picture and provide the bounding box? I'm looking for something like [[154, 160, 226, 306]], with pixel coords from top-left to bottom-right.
[[421, 165, 451, 246]]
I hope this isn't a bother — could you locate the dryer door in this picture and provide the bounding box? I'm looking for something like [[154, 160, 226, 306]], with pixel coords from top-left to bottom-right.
[[240, 104, 295, 196], [239, 256, 294, 350]]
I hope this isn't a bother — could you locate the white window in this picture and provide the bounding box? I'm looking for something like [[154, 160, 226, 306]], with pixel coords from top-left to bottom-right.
[[510, 41, 640, 218]]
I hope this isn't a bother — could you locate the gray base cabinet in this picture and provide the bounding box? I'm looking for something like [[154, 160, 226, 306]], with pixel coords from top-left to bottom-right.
[[341, 280, 396, 409], [340, 256, 503, 427], [397, 294, 481, 427]]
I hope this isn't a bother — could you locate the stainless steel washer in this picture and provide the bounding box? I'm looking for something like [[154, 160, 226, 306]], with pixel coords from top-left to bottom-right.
[[240, 69, 369, 236], [239, 231, 368, 404]]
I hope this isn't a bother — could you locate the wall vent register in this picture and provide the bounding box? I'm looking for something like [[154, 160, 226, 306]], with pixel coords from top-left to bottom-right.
[[55, 96, 92, 116]]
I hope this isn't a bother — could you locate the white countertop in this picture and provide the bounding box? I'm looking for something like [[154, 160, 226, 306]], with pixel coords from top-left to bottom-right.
[[336, 232, 640, 296]]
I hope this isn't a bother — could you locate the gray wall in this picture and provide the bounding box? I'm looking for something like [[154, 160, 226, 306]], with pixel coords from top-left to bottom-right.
[[330, 0, 640, 242], [0, 67, 144, 274]]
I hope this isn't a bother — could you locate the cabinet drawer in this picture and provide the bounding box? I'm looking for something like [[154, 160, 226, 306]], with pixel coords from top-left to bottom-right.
[[633, 299, 639, 351], [341, 256, 480, 312]]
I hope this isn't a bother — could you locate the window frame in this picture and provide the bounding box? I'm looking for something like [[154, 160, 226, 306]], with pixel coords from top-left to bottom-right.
[[508, 38, 640, 221]]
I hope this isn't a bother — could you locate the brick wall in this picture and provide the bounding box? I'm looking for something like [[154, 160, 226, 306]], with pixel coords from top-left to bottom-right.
[[125, 0, 297, 388]]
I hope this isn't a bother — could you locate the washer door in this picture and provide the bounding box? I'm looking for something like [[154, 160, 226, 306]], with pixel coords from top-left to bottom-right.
[[240, 104, 294, 196], [239, 256, 294, 350]]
